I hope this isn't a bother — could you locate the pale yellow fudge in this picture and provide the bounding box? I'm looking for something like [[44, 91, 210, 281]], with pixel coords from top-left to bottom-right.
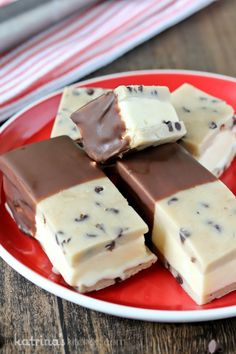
[[0, 136, 156, 293], [171, 83, 235, 176], [117, 143, 236, 305]]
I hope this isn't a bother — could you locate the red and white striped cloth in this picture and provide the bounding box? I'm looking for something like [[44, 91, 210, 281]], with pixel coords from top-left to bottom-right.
[[0, 0, 214, 121]]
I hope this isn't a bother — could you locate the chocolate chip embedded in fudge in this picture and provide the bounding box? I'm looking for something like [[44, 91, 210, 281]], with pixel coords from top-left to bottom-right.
[[0, 136, 156, 293], [51, 86, 107, 141], [171, 83, 235, 176], [71, 85, 186, 163], [117, 143, 236, 305]]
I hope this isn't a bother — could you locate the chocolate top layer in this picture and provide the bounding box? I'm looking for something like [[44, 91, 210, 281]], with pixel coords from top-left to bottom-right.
[[117, 143, 217, 216], [0, 136, 104, 203], [71, 92, 130, 163]]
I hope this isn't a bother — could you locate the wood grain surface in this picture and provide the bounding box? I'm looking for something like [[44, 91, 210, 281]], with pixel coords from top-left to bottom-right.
[[1, 0, 236, 353]]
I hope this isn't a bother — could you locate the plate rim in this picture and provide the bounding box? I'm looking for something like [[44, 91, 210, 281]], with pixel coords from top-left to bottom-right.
[[1, 68, 236, 323]]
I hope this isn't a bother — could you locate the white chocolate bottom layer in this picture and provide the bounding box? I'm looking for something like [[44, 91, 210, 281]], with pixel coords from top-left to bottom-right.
[[36, 214, 156, 292], [161, 254, 236, 305], [197, 129, 235, 176]]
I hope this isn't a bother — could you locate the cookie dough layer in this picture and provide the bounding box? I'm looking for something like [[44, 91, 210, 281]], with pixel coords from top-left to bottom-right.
[[117, 143, 236, 305], [171, 83, 235, 176], [0, 136, 156, 292]]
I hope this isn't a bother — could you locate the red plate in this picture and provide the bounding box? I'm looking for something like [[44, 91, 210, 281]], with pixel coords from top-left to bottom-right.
[[0, 70, 235, 322]]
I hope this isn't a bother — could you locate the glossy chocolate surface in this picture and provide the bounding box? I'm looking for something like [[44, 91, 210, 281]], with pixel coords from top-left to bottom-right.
[[0, 136, 104, 235], [71, 92, 130, 163], [117, 143, 217, 217]]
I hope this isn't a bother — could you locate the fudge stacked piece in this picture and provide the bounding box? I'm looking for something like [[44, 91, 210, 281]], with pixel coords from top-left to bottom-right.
[[71, 85, 186, 162], [117, 144, 236, 305], [171, 83, 235, 176], [0, 136, 156, 292]]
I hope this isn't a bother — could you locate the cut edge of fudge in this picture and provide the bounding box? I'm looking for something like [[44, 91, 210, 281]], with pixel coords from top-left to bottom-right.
[[71, 85, 186, 163]]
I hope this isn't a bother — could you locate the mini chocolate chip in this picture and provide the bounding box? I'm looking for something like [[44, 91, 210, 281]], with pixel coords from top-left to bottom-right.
[[86, 233, 97, 238], [167, 197, 178, 205], [105, 240, 115, 251], [55, 234, 59, 245], [196, 211, 200, 215], [208, 121, 217, 129], [182, 106, 191, 113], [174, 122, 181, 131], [176, 274, 183, 285], [207, 221, 222, 233], [86, 88, 94, 95], [95, 223, 105, 233], [43, 215, 46, 224], [67, 238, 71, 243], [201, 202, 209, 208], [190, 257, 196, 263], [138, 85, 143, 92], [95, 201, 101, 206], [199, 96, 207, 101], [211, 99, 219, 103], [208, 339, 223, 353], [127, 86, 132, 92], [117, 227, 129, 238], [151, 89, 158, 96], [115, 277, 122, 283], [179, 228, 191, 243], [163, 120, 173, 132], [95, 186, 104, 193], [105, 208, 119, 214], [233, 116, 236, 126], [72, 126, 77, 132], [57, 230, 64, 235], [75, 214, 89, 222], [214, 224, 222, 233]]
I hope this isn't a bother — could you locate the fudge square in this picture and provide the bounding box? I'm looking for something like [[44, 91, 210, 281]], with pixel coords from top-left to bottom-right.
[[117, 143, 236, 305], [0, 136, 156, 292], [71, 85, 186, 163], [171, 83, 235, 177]]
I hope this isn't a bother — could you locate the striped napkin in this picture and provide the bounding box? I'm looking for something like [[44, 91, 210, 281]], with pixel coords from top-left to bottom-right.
[[0, 0, 214, 122]]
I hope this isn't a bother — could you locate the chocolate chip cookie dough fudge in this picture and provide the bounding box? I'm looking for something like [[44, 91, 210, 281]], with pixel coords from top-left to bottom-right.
[[117, 143, 236, 305], [71, 85, 186, 162], [0, 136, 156, 292], [171, 83, 235, 176]]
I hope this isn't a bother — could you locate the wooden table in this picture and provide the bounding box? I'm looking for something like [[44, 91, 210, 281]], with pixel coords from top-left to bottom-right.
[[1, 0, 236, 353]]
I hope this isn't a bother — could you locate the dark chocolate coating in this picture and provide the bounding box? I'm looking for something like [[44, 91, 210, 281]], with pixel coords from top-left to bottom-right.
[[71, 92, 130, 163], [117, 143, 217, 224], [0, 136, 104, 235]]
